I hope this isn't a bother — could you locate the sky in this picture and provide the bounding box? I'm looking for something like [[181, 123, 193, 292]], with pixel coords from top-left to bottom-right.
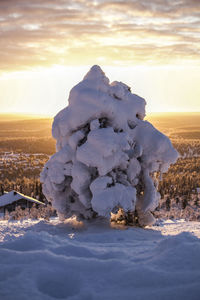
[[0, 0, 200, 115]]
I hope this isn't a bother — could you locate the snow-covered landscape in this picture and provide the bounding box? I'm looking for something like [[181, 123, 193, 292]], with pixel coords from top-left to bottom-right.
[[0, 217, 200, 300], [1, 0, 200, 299], [0, 66, 199, 300]]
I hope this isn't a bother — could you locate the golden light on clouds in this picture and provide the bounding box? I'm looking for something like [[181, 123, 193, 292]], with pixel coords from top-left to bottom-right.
[[0, 0, 200, 71], [0, 0, 200, 114]]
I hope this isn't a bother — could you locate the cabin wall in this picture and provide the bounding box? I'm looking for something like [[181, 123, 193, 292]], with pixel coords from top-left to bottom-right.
[[0, 199, 37, 214]]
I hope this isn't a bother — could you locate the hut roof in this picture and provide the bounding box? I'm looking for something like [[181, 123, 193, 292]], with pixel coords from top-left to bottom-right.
[[0, 191, 45, 208]]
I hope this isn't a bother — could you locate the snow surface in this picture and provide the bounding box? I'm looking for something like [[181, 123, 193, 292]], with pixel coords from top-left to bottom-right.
[[41, 65, 178, 225], [0, 218, 200, 300]]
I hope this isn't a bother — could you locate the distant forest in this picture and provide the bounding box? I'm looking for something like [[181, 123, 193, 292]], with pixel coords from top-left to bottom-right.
[[0, 113, 200, 221], [0, 117, 55, 154]]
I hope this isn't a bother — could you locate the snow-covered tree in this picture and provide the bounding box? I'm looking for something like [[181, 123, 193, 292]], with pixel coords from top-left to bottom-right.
[[40, 65, 178, 226]]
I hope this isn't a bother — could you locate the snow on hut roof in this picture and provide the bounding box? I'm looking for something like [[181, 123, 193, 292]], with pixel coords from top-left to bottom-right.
[[0, 191, 45, 208]]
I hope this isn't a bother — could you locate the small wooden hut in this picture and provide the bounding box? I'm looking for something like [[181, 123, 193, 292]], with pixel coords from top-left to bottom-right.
[[0, 190, 45, 215]]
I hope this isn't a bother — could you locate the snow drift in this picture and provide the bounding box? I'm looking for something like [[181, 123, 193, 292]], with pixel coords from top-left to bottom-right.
[[40, 65, 178, 225], [0, 218, 200, 300]]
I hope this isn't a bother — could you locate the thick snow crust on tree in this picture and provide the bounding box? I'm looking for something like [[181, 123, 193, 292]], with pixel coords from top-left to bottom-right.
[[41, 65, 178, 225]]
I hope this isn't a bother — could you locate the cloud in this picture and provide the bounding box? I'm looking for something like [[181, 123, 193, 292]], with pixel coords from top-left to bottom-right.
[[97, 0, 200, 17], [0, 0, 199, 71]]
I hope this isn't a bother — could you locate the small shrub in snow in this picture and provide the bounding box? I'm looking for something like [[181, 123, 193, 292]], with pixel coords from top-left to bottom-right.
[[40, 66, 178, 226], [8, 205, 56, 221], [4, 210, 10, 221], [10, 206, 29, 220]]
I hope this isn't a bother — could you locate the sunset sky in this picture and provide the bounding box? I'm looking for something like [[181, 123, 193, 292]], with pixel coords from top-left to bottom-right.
[[0, 0, 200, 115]]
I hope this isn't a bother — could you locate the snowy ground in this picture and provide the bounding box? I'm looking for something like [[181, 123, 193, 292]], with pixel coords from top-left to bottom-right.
[[0, 218, 200, 300]]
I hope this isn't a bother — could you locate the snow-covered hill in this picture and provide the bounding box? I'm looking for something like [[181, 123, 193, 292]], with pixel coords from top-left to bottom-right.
[[0, 218, 200, 300]]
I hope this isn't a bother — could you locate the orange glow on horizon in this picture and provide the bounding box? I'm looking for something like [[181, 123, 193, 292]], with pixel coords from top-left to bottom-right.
[[0, 65, 200, 115], [0, 1, 199, 114]]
